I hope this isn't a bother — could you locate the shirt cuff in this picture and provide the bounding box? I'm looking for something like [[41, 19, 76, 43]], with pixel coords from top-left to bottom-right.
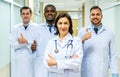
[[112, 74, 119, 77], [26, 40, 33, 53]]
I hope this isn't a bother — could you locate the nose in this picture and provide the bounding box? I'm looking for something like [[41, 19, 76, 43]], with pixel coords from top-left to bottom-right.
[[47, 10, 53, 14], [94, 14, 99, 18], [61, 24, 65, 28], [94, 15, 98, 17]]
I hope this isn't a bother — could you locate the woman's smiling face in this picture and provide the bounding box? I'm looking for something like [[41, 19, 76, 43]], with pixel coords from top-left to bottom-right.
[[57, 17, 70, 38]]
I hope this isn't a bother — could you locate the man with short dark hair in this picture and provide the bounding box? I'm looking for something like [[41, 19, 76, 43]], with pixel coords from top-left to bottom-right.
[[34, 4, 57, 77], [11, 6, 38, 77]]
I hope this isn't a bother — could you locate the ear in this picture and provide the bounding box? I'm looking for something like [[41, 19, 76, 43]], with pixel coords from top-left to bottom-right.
[[89, 14, 91, 19], [101, 14, 103, 19], [20, 13, 22, 17], [55, 12, 57, 16]]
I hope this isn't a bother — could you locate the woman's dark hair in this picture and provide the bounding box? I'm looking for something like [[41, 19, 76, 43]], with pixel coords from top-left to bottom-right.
[[54, 12, 73, 35]]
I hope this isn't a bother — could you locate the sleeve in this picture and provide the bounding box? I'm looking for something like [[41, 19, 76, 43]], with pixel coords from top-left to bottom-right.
[[10, 26, 33, 52], [11, 27, 27, 50], [26, 25, 39, 53], [44, 40, 62, 73], [109, 32, 119, 75], [56, 38, 83, 70], [33, 27, 42, 54], [78, 27, 85, 39], [25, 39, 33, 53]]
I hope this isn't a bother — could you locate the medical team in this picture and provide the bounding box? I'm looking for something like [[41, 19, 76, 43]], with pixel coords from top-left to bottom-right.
[[11, 4, 119, 77]]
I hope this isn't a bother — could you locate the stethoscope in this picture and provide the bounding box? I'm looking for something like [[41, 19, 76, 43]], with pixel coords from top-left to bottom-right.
[[54, 40, 73, 56]]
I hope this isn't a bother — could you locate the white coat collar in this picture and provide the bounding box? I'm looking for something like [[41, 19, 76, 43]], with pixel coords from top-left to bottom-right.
[[43, 22, 55, 33], [20, 21, 32, 30], [53, 33, 73, 48], [55, 33, 73, 41], [87, 24, 107, 34]]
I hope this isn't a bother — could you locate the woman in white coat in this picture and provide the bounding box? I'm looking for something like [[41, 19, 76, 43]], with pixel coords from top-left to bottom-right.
[[44, 13, 83, 77]]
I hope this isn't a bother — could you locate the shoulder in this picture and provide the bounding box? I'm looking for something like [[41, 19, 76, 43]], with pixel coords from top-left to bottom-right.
[[103, 25, 115, 35], [46, 37, 56, 46], [72, 36, 82, 43], [11, 23, 22, 33], [36, 23, 46, 29], [30, 22, 38, 26], [101, 25, 115, 40], [30, 23, 39, 30], [78, 26, 90, 33], [34, 23, 44, 31], [14, 23, 22, 27], [12, 23, 22, 30], [78, 26, 89, 37], [106, 27, 114, 33], [40, 23, 46, 26], [38, 23, 46, 27], [49, 37, 56, 42]]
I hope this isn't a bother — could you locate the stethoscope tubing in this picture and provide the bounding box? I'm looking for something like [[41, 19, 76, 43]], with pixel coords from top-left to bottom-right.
[[54, 40, 73, 54]]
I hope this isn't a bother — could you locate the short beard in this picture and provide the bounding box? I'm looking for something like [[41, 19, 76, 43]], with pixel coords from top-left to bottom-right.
[[91, 21, 101, 26]]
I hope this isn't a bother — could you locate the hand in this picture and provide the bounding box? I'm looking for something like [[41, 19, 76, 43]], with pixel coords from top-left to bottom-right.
[[31, 40, 37, 52], [82, 28, 91, 43], [18, 33, 28, 44], [46, 53, 57, 66], [72, 55, 78, 59]]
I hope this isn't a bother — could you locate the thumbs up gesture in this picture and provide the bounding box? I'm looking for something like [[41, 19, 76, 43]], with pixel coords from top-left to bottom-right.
[[82, 28, 91, 43], [31, 40, 37, 52], [18, 33, 28, 44]]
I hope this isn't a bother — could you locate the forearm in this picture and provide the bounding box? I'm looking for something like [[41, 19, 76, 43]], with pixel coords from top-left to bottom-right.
[[11, 41, 27, 50], [56, 58, 81, 70]]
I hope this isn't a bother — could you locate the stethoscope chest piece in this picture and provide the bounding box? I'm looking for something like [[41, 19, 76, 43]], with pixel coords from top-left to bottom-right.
[[54, 49, 59, 53]]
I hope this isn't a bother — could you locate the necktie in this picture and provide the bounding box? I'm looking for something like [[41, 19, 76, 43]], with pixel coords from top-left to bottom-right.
[[24, 26, 28, 29], [48, 25, 52, 32], [94, 28, 98, 34], [23, 25, 28, 30]]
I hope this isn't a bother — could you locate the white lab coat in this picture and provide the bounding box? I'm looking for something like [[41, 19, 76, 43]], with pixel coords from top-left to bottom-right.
[[34, 23, 56, 77], [44, 33, 83, 77], [11, 22, 38, 77], [78, 25, 119, 77]]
